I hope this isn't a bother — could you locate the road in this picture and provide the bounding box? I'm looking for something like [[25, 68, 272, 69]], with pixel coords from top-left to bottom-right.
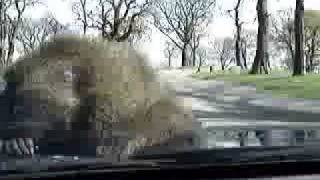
[[158, 69, 320, 147]]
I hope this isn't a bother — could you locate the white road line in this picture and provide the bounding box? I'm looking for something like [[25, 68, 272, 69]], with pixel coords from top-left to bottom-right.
[[249, 99, 320, 113], [199, 118, 320, 128]]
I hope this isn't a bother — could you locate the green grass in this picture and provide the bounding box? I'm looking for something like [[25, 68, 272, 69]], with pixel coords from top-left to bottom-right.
[[191, 70, 320, 100]]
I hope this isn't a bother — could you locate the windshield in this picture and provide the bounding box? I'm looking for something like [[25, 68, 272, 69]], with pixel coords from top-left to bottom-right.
[[0, 0, 320, 174]]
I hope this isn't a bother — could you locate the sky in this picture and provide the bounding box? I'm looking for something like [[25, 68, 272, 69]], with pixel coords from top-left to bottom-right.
[[24, 0, 320, 67]]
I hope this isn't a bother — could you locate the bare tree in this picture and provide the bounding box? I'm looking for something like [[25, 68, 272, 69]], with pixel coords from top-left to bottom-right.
[[227, 0, 244, 69], [189, 18, 209, 67], [17, 18, 44, 55], [272, 9, 320, 72], [305, 26, 320, 72], [271, 9, 295, 70], [17, 14, 67, 55], [195, 46, 207, 73], [190, 31, 200, 67], [84, 0, 152, 42], [44, 14, 68, 38], [0, 0, 39, 71], [304, 10, 320, 73], [163, 40, 178, 67], [153, 0, 215, 67], [213, 37, 234, 71], [72, 0, 89, 35], [190, 29, 206, 67], [127, 16, 152, 47], [240, 29, 256, 69], [250, 0, 269, 74], [293, 0, 305, 76]]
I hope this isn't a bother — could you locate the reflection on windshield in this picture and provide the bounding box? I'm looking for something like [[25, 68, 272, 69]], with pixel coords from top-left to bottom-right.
[[0, 0, 319, 174]]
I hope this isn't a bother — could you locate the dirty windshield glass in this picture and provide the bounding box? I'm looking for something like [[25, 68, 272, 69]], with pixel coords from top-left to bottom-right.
[[0, 0, 319, 173]]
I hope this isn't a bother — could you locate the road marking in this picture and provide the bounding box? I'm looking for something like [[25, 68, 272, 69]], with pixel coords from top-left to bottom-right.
[[198, 118, 320, 129], [215, 95, 241, 102], [185, 97, 224, 113], [249, 99, 320, 113]]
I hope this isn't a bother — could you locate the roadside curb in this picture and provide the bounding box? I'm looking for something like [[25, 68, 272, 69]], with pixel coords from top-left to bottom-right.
[[248, 98, 320, 114]]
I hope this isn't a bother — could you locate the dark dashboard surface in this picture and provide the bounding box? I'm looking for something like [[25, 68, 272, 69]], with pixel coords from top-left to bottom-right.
[[1, 146, 320, 179], [1, 159, 320, 180]]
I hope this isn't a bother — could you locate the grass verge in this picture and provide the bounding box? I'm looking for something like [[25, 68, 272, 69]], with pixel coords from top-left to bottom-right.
[[191, 70, 320, 100]]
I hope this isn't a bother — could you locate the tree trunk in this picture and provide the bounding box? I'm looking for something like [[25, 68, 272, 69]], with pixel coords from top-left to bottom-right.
[[6, 41, 14, 68], [192, 49, 196, 67], [241, 40, 248, 69], [309, 29, 317, 72], [306, 54, 311, 72], [289, 45, 295, 63], [285, 42, 295, 70], [196, 66, 200, 73], [83, 26, 87, 35], [220, 56, 225, 71], [197, 57, 203, 73], [181, 44, 187, 67], [234, 0, 243, 68], [235, 15, 242, 68], [235, 35, 242, 68], [249, 0, 269, 74], [293, 0, 305, 76]]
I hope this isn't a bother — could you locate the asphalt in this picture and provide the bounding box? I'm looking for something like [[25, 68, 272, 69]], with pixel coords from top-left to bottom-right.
[[158, 69, 320, 147], [159, 69, 320, 126]]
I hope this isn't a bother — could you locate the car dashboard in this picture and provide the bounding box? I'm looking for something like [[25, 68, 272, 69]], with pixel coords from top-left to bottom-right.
[[1, 158, 320, 180], [1, 146, 320, 179]]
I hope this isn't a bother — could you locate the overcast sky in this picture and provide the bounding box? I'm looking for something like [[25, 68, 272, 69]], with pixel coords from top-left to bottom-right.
[[24, 0, 320, 67]]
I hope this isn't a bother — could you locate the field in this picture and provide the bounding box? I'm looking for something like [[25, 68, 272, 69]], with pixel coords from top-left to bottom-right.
[[191, 68, 320, 100]]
